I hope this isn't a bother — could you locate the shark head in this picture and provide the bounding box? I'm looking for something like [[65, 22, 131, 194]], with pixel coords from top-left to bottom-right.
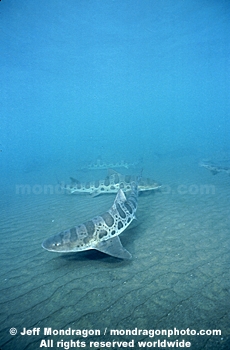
[[42, 220, 98, 253], [42, 228, 86, 253]]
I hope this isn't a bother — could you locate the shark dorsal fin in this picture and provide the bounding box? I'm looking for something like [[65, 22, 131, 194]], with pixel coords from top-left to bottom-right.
[[115, 189, 126, 203], [70, 177, 80, 183]]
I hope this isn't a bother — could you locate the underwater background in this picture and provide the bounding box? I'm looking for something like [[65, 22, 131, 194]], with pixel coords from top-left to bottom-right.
[[0, 0, 229, 349]]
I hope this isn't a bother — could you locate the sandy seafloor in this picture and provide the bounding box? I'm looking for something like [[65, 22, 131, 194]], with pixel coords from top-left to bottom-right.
[[0, 155, 230, 350]]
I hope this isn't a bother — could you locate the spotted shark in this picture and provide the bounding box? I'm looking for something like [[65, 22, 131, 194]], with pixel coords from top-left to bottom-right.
[[78, 158, 141, 171], [42, 180, 139, 259], [200, 162, 230, 176], [61, 170, 161, 197]]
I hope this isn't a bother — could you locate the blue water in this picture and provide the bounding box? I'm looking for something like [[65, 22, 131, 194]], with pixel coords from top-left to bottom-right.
[[1, 2, 230, 350], [1, 0, 229, 179]]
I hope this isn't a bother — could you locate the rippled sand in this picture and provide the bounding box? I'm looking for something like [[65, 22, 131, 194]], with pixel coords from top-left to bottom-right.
[[0, 157, 229, 349]]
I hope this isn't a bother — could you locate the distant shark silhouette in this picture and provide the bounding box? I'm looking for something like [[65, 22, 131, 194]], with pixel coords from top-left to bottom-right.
[[61, 170, 161, 197], [200, 162, 230, 176], [78, 157, 141, 171]]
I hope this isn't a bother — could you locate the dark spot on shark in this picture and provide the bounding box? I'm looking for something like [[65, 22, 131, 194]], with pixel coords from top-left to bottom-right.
[[125, 175, 132, 183], [83, 235, 91, 244], [95, 180, 99, 188], [101, 212, 114, 227], [104, 178, 110, 186], [84, 220, 95, 235], [70, 227, 78, 240], [124, 202, 132, 214], [118, 221, 123, 229], [116, 203, 126, 218], [114, 174, 119, 183], [58, 230, 71, 244], [98, 230, 108, 239]]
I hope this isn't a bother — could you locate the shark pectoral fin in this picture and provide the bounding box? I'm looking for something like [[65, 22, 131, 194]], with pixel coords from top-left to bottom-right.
[[95, 236, 132, 259], [91, 190, 100, 197], [107, 168, 120, 176]]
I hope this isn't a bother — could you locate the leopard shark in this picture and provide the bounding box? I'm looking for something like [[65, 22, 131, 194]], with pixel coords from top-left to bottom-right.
[[42, 180, 139, 259], [61, 170, 161, 197], [200, 162, 230, 176], [78, 158, 141, 171]]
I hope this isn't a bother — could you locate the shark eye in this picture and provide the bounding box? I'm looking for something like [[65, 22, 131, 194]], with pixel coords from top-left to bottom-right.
[[53, 242, 61, 247]]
